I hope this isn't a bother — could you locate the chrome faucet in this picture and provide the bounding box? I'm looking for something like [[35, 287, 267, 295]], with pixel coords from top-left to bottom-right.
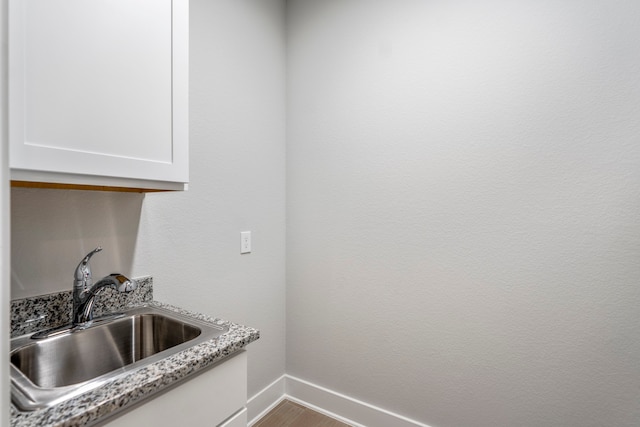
[[72, 247, 137, 326]]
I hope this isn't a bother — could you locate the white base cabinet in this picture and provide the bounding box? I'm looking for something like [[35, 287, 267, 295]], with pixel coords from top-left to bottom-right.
[[219, 408, 248, 427], [98, 351, 247, 427]]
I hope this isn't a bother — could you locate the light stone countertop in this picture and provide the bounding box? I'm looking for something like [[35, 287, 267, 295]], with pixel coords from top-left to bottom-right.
[[9, 278, 260, 427]]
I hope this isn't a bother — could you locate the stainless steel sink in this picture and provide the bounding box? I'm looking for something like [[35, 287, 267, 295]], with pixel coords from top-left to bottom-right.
[[10, 305, 229, 411]]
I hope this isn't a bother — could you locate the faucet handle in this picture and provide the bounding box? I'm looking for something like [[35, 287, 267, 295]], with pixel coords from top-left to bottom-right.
[[74, 247, 102, 288], [108, 273, 138, 292]]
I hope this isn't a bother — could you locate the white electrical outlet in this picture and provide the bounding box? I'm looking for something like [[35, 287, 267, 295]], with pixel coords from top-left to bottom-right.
[[240, 231, 251, 254]]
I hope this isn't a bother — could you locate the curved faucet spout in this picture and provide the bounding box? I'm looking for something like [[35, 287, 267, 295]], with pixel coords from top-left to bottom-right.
[[71, 248, 138, 327], [73, 273, 138, 326]]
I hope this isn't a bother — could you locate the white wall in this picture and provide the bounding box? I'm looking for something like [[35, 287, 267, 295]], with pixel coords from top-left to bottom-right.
[[135, 0, 286, 398], [11, 188, 144, 298], [10, 0, 286, 403], [286, 1, 640, 427]]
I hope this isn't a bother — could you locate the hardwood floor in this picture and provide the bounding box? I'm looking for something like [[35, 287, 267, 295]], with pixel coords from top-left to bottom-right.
[[253, 400, 353, 427]]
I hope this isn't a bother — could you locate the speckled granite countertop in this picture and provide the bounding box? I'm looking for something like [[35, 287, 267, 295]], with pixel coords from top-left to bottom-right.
[[9, 277, 260, 427]]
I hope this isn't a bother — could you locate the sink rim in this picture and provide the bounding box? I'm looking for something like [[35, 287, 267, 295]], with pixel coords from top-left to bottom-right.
[[10, 305, 229, 411]]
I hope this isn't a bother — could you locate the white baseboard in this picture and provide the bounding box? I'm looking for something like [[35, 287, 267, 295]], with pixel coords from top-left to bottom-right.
[[247, 375, 286, 426], [247, 374, 432, 427]]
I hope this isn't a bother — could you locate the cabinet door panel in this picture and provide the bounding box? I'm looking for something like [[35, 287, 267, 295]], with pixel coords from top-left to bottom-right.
[[99, 351, 247, 427], [219, 408, 248, 427], [9, 0, 188, 188]]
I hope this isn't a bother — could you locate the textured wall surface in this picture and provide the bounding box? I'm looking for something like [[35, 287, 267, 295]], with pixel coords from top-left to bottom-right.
[[135, 0, 287, 398], [10, 0, 286, 401], [11, 188, 144, 299], [286, 1, 640, 426]]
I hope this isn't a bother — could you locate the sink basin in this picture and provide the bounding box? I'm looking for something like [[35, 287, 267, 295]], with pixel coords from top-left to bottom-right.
[[12, 311, 201, 388], [10, 305, 229, 411]]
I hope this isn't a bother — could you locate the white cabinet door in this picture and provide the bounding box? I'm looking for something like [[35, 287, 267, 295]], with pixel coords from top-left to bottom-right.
[[99, 351, 247, 427], [219, 408, 248, 427], [9, 0, 188, 191]]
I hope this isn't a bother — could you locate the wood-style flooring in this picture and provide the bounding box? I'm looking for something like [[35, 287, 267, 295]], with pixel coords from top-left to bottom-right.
[[253, 400, 353, 427]]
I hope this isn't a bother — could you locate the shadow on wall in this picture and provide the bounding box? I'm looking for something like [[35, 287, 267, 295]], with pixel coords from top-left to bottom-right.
[[11, 188, 144, 299]]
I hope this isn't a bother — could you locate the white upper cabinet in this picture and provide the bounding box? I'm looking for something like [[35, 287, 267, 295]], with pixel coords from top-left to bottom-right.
[[9, 0, 188, 191]]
